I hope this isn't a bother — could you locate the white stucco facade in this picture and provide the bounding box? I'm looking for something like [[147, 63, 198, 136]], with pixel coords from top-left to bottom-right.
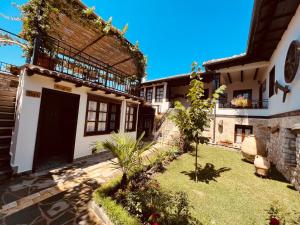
[[11, 72, 139, 173], [266, 6, 300, 116]]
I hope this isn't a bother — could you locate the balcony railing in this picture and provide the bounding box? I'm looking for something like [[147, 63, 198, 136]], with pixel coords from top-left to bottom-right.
[[218, 99, 268, 109], [0, 61, 20, 76], [32, 36, 140, 96]]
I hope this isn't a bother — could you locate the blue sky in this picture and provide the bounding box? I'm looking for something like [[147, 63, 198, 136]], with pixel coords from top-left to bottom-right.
[[0, 0, 254, 80]]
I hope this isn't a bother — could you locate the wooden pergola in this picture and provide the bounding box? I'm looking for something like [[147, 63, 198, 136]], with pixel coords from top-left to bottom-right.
[[44, 0, 145, 79]]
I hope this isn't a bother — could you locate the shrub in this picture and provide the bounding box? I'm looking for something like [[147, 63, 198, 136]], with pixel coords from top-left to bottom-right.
[[122, 177, 201, 225], [267, 201, 300, 225], [93, 176, 141, 225]]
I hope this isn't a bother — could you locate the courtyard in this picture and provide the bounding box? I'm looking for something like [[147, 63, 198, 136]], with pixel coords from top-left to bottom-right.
[[155, 145, 300, 225]]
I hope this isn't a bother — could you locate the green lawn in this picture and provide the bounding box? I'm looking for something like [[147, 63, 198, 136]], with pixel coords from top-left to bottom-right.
[[155, 145, 300, 225]]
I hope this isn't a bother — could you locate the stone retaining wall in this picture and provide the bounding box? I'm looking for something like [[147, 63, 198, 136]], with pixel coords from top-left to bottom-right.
[[267, 116, 300, 189], [213, 117, 269, 148]]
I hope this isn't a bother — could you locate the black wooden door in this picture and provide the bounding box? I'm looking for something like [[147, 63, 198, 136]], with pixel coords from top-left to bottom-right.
[[33, 88, 80, 171]]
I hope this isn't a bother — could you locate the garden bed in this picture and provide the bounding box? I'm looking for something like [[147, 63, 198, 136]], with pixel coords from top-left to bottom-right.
[[92, 147, 200, 225]]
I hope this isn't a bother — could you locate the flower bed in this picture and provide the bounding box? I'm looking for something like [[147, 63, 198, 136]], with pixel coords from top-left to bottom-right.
[[92, 148, 200, 225]]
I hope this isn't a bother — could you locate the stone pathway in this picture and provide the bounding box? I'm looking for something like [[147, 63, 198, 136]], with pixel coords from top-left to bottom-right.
[[0, 151, 122, 225]]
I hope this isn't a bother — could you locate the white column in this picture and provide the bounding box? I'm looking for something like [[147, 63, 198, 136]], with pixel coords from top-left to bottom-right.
[[119, 100, 126, 133], [163, 82, 168, 103], [152, 86, 156, 104]]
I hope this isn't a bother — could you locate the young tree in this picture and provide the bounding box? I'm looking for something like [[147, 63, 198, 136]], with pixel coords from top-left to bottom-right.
[[170, 62, 225, 182]]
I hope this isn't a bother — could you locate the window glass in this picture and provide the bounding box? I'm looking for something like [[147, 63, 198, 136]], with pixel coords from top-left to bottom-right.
[[87, 112, 96, 121], [86, 122, 95, 132], [155, 86, 164, 102], [146, 88, 153, 102], [88, 101, 97, 110], [125, 105, 137, 132], [85, 98, 120, 135]]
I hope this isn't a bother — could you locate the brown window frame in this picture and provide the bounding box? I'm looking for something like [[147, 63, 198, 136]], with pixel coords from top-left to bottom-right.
[[233, 89, 252, 100], [269, 66, 275, 98], [234, 125, 253, 143], [84, 95, 121, 136], [125, 103, 137, 132], [146, 87, 153, 102], [155, 85, 164, 102]]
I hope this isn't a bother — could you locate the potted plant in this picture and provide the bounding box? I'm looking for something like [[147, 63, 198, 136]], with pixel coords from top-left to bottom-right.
[[231, 96, 250, 108]]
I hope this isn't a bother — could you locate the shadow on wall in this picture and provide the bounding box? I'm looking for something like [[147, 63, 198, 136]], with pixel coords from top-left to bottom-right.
[[181, 163, 231, 184]]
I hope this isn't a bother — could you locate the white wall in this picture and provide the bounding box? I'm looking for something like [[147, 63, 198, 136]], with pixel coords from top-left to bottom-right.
[[266, 6, 300, 115], [11, 73, 139, 173]]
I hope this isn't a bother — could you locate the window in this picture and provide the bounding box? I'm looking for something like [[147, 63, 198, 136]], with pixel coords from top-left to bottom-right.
[[233, 89, 252, 100], [269, 66, 275, 97], [140, 89, 145, 98], [125, 105, 137, 132], [155, 86, 164, 102], [85, 95, 120, 136], [235, 125, 253, 144], [146, 88, 153, 102]]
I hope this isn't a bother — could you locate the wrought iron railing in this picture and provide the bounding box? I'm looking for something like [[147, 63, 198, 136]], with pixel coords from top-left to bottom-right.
[[218, 99, 268, 109], [0, 61, 20, 75], [33, 36, 140, 95]]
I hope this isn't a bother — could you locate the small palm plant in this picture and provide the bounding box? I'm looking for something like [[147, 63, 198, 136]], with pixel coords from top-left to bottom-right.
[[93, 132, 154, 187]]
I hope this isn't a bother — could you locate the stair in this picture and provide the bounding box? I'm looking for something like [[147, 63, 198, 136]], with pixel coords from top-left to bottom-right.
[[0, 73, 19, 183]]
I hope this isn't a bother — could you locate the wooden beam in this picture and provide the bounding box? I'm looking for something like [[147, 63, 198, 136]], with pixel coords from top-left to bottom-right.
[[227, 73, 232, 84], [253, 68, 259, 80], [241, 71, 244, 82], [73, 34, 105, 57], [110, 57, 132, 67]]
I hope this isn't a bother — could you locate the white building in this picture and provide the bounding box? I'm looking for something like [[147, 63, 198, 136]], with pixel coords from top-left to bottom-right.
[[141, 0, 300, 190], [0, 0, 146, 179]]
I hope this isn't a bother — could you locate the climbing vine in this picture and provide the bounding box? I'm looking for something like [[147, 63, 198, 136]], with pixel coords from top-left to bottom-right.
[[0, 0, 146, 77]]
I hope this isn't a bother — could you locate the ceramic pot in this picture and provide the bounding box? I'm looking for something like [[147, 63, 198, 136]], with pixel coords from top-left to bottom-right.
[[254, 155, 270, 177], [241, 135, 266, 163]]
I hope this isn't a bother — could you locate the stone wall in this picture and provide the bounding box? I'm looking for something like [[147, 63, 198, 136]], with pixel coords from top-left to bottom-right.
[[0, 72, 19, 91], [267, 116, 300, 184], [291, 133, 300, 190], [212, 116, 269, 148]]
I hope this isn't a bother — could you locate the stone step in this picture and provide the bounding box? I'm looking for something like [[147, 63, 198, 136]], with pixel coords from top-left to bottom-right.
[[0, 112, 14, 120], [0, 90, 17, 97], [0, 127, 14, 136], [0, 136, 11, 145], [0, 106, 15, 113], [0, 119, 15, 127], [0, 145, 10, 154], [0, 167, 13, 184], [0, 100, 15, 107], [0, 95, 15, 102]]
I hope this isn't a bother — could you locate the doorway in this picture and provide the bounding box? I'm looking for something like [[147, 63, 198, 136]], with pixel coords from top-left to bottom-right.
[[33, 88, 80, 171]]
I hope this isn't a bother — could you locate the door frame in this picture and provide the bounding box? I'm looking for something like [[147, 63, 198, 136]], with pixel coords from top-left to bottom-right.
[[32, 88, 80, 172]]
